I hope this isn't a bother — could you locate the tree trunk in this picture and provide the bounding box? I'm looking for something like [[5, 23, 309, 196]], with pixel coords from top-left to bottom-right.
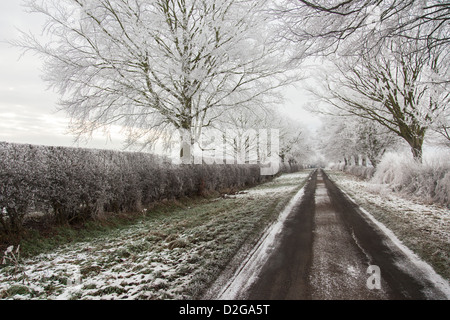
[[410, 144, 423, 163], [368, 156, 378, 169], [361, 156, 367, 167], [179, 127, 194, 164], [354, 154, 360, 166], [407, 134, 424, 163]]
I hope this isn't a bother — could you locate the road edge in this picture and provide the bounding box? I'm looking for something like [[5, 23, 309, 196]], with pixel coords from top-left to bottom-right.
[[201, 170, 316, 300], [325, 170, 450, 300]]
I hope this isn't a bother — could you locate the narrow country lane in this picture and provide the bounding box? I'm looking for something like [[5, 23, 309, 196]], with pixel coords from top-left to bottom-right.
[[215, 169, 449, 300], [307, 170, 388, 299]]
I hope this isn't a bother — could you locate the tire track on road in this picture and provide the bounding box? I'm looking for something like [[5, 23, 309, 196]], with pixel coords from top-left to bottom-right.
[[213, 169, 449, 300]]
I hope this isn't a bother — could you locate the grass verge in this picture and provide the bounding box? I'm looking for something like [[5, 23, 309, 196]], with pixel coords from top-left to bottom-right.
[[0, 171, 311, 300]]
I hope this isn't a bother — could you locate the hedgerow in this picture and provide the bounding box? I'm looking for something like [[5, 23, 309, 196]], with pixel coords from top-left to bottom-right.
[[372, 151, 450, 207], [328, 151, 450, 207], [0, 142, 297, 236]]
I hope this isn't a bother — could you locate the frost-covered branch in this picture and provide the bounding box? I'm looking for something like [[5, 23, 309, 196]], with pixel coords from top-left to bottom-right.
[[310, 33, 449, 161], [15, 0, 293, 155], [273, 0, 449, 58]]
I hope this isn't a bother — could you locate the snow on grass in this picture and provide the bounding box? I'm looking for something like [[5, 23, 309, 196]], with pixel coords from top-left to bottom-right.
[[0, 171, 311, 300], [328, 171, 450, 281]]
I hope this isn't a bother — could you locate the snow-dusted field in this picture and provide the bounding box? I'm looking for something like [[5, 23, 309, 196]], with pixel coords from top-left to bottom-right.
[[328, 171, 450, 280], [0, 171, 311, 300]]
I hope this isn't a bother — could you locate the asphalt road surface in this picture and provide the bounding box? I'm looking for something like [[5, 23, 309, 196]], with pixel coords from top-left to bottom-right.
[[215, 169, 449, 300]]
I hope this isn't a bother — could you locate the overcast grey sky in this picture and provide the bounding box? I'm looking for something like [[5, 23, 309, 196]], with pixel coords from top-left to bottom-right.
[[0, 1, 128, 150], [0, 1, 320, 152]]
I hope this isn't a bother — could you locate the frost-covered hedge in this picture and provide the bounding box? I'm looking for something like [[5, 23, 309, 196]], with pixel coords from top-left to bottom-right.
[[327, 163, 375, 180], [0, 142, 286, 235], [344, 165, 376, 180], [371, 152, 450, 207]]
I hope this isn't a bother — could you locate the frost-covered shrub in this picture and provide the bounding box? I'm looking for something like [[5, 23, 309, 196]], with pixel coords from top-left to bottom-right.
[[327, 162, 375, 180], [0, 142, 289, 235], [279, 162, 301, 174], [43, 147, 110, 223], [435, 172, 450, 206], [328, 162, 350, 172], [0, 143, 42, 235], [347, 166, 376, 180], [372, 151, 450, 206]]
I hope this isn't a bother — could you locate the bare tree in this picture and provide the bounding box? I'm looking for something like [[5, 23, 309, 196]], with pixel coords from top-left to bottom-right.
[[318, 115, 358, 167], [354, 117, 399, 167], [319, 114, 398, 168], [275, 115, 305, 165], [211, 107, 310, 166], [435, 124, 450, 145], [274, 0, 450, 58], [17, 0, 292, 158], [214, 107, 263, 163], [312, 32, 449, 162], [431, 107, 450, 147]]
